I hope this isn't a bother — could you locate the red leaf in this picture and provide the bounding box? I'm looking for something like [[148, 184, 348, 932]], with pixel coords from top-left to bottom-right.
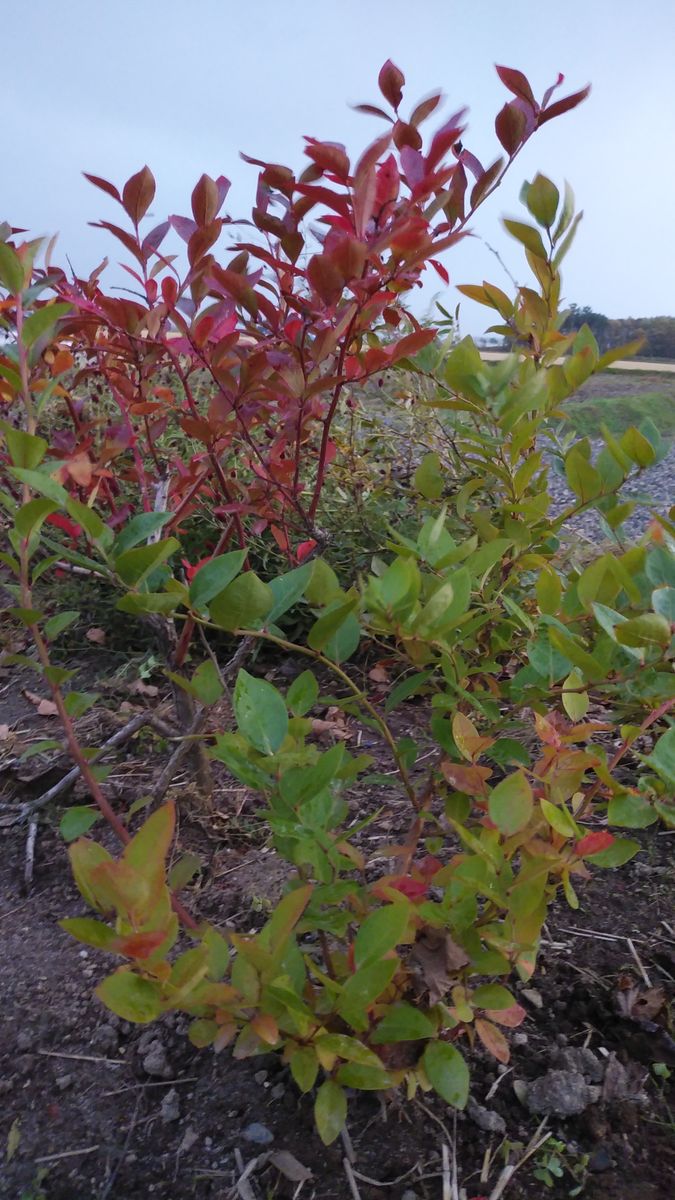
[[495, 65, 536, 108], [191, 174, 220, 226], [378, 59, 405, 109], [83, 173, 121, 203], [539, 84, 591, 126], [387, 327, 436, 364], [161, 276, 178, 307], [304, 138, 350, 181], [296, 539, 317, 563], [495, 102, 527, 155], [430, 258, 449, 284], [485, 1003, 527, 1028], [122, 166, 155, 224], [410, 92, 443, 127], [352, 103, 393, 122], [426, 110, 467, 173], [475, 1017, 510, 1064], [575, 830, 614, 857], [389, 876, 428, 901]]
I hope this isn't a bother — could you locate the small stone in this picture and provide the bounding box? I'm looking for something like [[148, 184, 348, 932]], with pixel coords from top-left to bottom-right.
[[55, 1074, 74, 1091], [142, 1040, 172, 1079], [467, 1098, 506, 1135], [254, 1069, 268, 1085], [242, 1122, 274, 1146], [556, 1046, 604, 1083], [160, 1088, 180, 1124], [521, 988, 543, 1009], [270, 1082, 286, 1101], [91, 1025, 119, 1054], [524, 1070, 600, 1117], [512, 1032, 528, 1047], [401, 1192, 420, 1200], [589, 1147, 613, 1172], [16, 1032, 33, 1052]]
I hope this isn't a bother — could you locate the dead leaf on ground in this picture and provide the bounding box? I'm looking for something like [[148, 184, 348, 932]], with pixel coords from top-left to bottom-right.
[[23, 690, 58, 717], [85, 627, 106, 644], [616, 981, 667, 1024], [410, 928, 469, 1004], [129, 680, 159, 698], [368, 662, 390, 684], [269, 1151, 313, 1183], [0, 724, 11, 741], [311, 707, 351, 741]]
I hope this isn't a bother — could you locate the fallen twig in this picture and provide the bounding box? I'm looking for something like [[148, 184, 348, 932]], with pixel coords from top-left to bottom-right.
[[37, 1049, 126, 1065], [35, 1145, 100, 1164], [24, 818, 38, 891], [343, 1158, 363, 1200], [22, 711, 176, 819]]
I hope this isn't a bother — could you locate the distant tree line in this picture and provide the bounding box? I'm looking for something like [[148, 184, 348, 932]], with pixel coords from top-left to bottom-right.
[[561, 304, 675, 359]]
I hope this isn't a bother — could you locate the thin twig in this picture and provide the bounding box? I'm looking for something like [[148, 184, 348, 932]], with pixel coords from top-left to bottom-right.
[[37, 1049, 126, 1065], [627, 937, 652, 987], [24, 818, 38, 890], [343, 1158, 363, 1200], [153, 708, 208, 802], [23, 711, 176, 818], [35, 1145, 100, 1164], [98, 1091, 142, 1200]]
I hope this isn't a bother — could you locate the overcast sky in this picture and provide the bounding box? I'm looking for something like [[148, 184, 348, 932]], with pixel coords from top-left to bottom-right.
[[5, 1, 675, 335]]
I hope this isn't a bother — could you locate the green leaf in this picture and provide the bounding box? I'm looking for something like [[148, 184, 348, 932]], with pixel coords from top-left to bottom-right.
[[112, 512, 172, 555], [115, 538, 179, 588], [289, 1046, 319, 1093], [188, 549, 247, 608], [314, 1079, 347, 1145], [536, 566, 562, 616], [652, 588, 675, 624], [488, 771, 533, 836], [308, 596, 358, 652], [540, 798, 579, 838], [233, 669, 288, 755], [561, 671, 589, 722], [643, 727, 675, 789], [414, 451, 444, 500], [646, 548, 675, 589], [338, 959, 398, 1030], [59, 916, 117, 950], [63, 691, 99, 719], [305, 558, 341, 605], [267, 563, 312, 622], [503, 219, 547, 259], [419, 567, 471, 635], [1, 424, 48, 469], [209, 572, 273, 631], [620, 426, 656, 468], [44, 610, 79, 640], [524, 174, 559, 228], [587, 838, 641, 868], [315, 1034, 383, 1067], [471, 983, 515, 1010], [371, 1003, 436, 1043], [615, 613, 671, 649], [548, 628, 604, 680], [354, 903, 410, 969], [117, 592, 182, 615], [190, 660, 223, 706], [10, 467, 68, 505], [423, 1041, 469, 1109], [287, 669, 319, 717], [336, 1063, 394, 1090], [0, 241, 25, 292], [59, 807, 101, 841], [65, 498, 113, 549], [608, 792, 657, 829], [96, 970, 163, 1022], [565, 447, 601, 503], [21, 303, 71, 348], [168, 852, 202, 891]]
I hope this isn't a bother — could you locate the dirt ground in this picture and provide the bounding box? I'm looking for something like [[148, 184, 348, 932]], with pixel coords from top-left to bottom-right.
[[0, 649, 674, 1200]]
